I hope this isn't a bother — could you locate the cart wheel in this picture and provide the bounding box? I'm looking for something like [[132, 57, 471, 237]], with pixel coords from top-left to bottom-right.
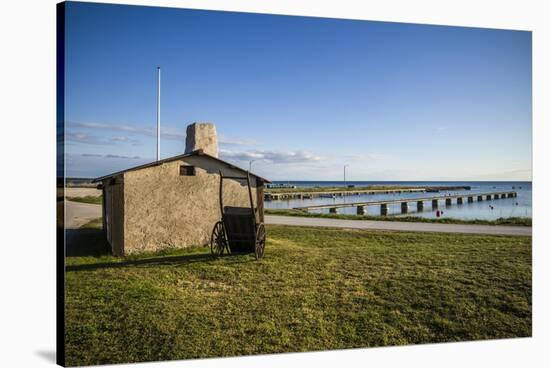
[[255, 223, 266, 260], [211, 221, 227, 257]]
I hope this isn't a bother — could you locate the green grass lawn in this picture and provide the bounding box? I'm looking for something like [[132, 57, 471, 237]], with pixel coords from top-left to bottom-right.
[[65, 222, 531, 366], [265, 208, 532, 226]]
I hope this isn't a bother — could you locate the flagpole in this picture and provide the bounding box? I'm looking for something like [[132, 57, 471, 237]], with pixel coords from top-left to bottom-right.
[[156, 66, 161, 161]]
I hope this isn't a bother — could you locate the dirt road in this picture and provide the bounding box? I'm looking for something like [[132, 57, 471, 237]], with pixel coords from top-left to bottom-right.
[[63, 200, 531, 236], [65, 201, 102, 229]]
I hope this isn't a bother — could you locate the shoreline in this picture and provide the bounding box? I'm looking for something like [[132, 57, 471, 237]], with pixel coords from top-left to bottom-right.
[[264, 208, 532, 227]]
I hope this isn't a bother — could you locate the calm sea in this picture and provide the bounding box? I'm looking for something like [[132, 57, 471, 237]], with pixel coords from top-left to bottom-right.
[[265, 181, 532, 220]]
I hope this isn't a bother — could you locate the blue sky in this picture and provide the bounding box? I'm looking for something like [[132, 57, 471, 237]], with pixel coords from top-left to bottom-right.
[[63, 2, 532, 181]]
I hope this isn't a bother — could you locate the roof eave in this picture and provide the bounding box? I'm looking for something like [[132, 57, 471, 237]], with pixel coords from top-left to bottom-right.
[[92, 149, 271, 184]]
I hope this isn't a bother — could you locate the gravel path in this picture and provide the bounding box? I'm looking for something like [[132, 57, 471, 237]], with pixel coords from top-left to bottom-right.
[[63, 201, 531, 236], [65, 201, 102, 229]]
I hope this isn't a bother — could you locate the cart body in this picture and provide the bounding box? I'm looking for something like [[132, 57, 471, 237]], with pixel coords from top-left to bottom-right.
[[210, 171, 266, 259]]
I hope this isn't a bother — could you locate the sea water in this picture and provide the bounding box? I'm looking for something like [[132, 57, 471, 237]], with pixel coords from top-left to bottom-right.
[[264, 181, 532, 220]]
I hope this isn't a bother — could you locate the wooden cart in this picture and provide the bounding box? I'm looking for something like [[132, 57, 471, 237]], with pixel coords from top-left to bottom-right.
[[210, 170, 266, 259]]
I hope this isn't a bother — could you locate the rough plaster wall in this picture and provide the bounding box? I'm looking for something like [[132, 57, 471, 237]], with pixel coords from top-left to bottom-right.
[[123, 156, 258, 254]]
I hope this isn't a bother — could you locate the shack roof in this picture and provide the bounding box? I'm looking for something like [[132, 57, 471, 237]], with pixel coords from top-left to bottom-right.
[[92, 149, 271, 183]]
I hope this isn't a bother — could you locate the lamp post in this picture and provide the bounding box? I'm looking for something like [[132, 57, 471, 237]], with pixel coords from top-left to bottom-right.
[[249, 159, 256, 172], [344, 165, 349, 205], [344, 165, 349, 187]]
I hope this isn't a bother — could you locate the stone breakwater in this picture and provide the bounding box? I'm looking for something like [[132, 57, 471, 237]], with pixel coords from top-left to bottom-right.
[[265, 186, 471, 201]]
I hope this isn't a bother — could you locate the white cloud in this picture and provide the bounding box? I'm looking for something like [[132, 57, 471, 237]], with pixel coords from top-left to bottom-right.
[[217, 134, 261, 146], [341, 152, 395, 161], [109, 136, 142, 146], [105, 154, 142, 159], [66, 131, 144, 146], [67, 121, 184, 140], [65, 132, 106, 145], [81, 153, 142, 159], [67, 121, 260, 146], [220, 149, 321, 164]]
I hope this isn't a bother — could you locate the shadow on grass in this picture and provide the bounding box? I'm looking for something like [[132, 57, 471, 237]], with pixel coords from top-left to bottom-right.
[[66, 219, 255, 271], [65, 251, 252, 272], [66, 227, 110, 257]]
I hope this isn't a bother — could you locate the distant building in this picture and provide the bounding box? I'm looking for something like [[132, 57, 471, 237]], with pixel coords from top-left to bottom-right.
[[266, 183, 297, 189], [94, 123, 270, 256]]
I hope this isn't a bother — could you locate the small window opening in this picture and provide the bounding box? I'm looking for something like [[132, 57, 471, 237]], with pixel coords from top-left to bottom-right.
[[180, 165, 196, 176]]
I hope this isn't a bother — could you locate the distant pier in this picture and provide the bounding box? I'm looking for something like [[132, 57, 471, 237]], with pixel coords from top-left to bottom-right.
[[293, 191, 517, 216], [265, 185, 471, 201]]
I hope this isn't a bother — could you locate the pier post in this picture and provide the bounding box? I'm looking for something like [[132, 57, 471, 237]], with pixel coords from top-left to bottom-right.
[[401, 202, 408, 214], [468, 196, 473, 203], [380, 204, 388, 216], [357, 206, 365, 215], [417, 201, 424, 211], [477, 195, 483, 201], [329, 208, 337, 214], [486, 195, 492, 200], [445, 198, 452, 206], [432, 199, 438, 208], [457, 197, 463, 205]]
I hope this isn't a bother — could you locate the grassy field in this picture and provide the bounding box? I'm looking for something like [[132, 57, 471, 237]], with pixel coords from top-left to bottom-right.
[[66, 195, 102, 205], [265, 208, 532, 226], [65, 221, 531, 366]]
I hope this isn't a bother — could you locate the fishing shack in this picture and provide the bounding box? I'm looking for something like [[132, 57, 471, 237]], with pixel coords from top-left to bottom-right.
[[93, 123, 270, 256]]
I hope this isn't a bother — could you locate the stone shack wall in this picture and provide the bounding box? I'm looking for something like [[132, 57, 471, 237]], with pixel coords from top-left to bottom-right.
[[122, 155, 260, 254]]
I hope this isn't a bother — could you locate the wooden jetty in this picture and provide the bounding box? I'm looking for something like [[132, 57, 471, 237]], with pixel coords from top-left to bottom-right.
[[265, 185, 471, 201], [293, 191, 517, 216]]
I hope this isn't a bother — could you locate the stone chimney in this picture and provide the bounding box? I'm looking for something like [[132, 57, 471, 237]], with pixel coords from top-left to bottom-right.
[[184, 122, 219, 158]]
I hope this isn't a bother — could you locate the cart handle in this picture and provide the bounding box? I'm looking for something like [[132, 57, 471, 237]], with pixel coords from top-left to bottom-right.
[[218, 170, 258, 223]]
